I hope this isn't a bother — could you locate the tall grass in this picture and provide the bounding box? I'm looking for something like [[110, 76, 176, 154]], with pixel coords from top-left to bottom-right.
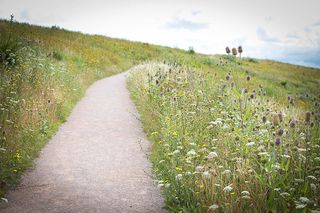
[[128, 58, 319, 212]]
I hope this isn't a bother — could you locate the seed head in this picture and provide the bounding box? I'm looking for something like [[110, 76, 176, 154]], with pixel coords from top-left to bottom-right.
[[226, 47, 231, 54], [250, 93, 255, 99], [238, 46, 243, 54], [246, 76, 251, 81], [226, 74, 231, 81], [278, 128, 284, 136], [305, 112, 311, 123], [243, 88, 248, 94], [232, 47, 237, 56], [272, 113, 280, 126], [262, 116, 267, 123], [230, 81, 235, 88]]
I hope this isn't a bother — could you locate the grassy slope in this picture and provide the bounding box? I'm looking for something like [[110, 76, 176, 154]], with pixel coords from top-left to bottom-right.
[[0, 19, 319, 202]]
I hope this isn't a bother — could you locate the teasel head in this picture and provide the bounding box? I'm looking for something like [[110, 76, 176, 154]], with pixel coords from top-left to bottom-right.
[[262, 116, 267, 123], [232, 47, 237, 56], [246, 75, 251, 81], [305, 112, 311, 123], [226, 46, 231, 55], [226, 74, 231, 81], [238, 46, 243, 54], [272, 113, 280, 126]]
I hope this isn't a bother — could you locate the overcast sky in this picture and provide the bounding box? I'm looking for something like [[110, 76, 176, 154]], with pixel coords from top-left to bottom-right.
[[1, 0, 319, 68]]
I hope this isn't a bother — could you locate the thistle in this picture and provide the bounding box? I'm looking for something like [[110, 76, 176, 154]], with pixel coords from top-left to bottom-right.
[[275, 137, 281, 145], [238, 46, 243, 58]]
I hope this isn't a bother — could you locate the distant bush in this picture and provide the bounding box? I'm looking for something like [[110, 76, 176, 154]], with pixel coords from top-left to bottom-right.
[[247, 57, 258, 63], [52, 51, 64, 61], [188, 46, 195, 54]]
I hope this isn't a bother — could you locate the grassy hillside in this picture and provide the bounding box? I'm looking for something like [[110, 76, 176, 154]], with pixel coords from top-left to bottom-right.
[[1, 19, 319, 211]]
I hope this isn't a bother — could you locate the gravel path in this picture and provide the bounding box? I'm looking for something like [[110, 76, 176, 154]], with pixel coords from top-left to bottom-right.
[[0, 71, 166, 212]]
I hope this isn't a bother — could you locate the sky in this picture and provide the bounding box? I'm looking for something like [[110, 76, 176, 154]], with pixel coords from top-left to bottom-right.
[[1, 0, 320, 68]]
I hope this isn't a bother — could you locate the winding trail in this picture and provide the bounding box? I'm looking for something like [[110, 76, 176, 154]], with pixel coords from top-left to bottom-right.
[[0, 71, 166, 212]]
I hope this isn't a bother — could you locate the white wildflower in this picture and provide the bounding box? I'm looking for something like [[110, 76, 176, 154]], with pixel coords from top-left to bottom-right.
[[222, 124, 229, 129], [310, 183, 316, 191], [223, 185, 233, 193], [307, 175, 317, 181], [157, 183, 164, 188], [172, 150, 180, 155], [241, 195, 251, 200], [280, 192, 290, 197], [195, 166, 204, 172], [296, 204, 307, 209], [241, 191, 250, 196], [203, 171, 211, 179], [299, 197, 310, 203], [209, 204, 219, 210], [159, 160, 165, 164], [187, 149, 196, 156], [206, 152, 218, 159], [189, 142, 196, 146], [222, 170, 231, 175], [175, 174, 182, 181], [246, 142, 255, 146]]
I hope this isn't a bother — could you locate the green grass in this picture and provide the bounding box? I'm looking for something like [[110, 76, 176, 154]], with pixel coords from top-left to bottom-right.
[[1, 19, 319, 212]]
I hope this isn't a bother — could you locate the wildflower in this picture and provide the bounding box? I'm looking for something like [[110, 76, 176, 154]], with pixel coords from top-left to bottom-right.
[[223, 185, 233, 193], [203, 171, 211, 179], [278, 128, 284, 136], [172, 150, 180, 155], [206, 151, 218, 159], [230, 81, 234, 88], [226, 74, 231, 81], [250, 93, 255, 99], [187, 149, 196, 156], [305, 112, 311, 123], [222, 170, 231, 175], [299, 197, 310, 203], [232, 47, 237, 56], [242, 88, 248, 93], [307, 175, 317, 181], [246, 142, 255, 146], [296, 204, 307, 209], [289, 119, 297, 128], [280, 192, 290, 197], [209, 204, 219, 210], [242, 195, 251, 200], [175, 174, 182, 181], [310, 183, 316, 191], [246, 75, 251, 81], [195, 166, 204, 172], [275, 137, 281, 145], [241, 191, 250, 196]]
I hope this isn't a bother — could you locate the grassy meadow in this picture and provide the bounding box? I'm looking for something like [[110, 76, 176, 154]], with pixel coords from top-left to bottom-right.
[[1, 19, 320, 212], [128, 58, 320, 212]]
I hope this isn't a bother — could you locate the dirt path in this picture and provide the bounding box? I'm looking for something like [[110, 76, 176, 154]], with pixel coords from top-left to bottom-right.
[[0, 71, 166, 212]]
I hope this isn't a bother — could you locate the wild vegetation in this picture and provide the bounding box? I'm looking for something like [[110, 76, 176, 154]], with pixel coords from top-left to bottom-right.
[[128, 49, 320, 212], [1, 18, 319, 212]]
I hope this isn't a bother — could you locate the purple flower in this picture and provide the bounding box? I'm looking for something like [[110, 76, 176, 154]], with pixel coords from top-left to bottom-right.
[[226, 74, 231, 81], [278, 128, 284, 136], [289, 119, 297, 128], [275, 137, 281, 145], [250, 93, 255, 99], [243, 88, 248, 94]]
